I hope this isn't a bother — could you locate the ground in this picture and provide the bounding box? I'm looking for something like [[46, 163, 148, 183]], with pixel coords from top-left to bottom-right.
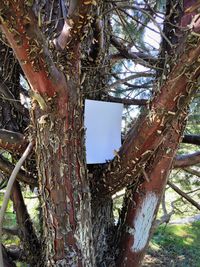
[[142, 221, 200, 267]]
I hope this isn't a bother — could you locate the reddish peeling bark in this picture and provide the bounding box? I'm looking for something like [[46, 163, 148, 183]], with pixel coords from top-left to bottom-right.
[[0, 1, 69, 121], [114, 2, 200, 266], [33, 81, 95, 266], [96, 3, 200, 197], [116, 116, 186, 266], [1, 1, 200, 267], [0, 1, 95, 266], [174, 151, 200, 168]]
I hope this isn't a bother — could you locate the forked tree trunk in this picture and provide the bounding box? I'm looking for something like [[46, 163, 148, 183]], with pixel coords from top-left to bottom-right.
[[0, 1, 200, 267]]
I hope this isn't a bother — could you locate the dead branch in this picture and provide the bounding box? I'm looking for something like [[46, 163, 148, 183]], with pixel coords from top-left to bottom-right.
[[168, 181, 200, 210], [0, 81, 28, 117], [101, 96, 148, 106], [105, 72, 153, 91]]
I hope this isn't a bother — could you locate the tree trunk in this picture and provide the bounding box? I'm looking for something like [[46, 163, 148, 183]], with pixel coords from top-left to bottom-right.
[[116, 115, 187, 266], [0, 1, 200, 267], [91, 196, 115, 266]]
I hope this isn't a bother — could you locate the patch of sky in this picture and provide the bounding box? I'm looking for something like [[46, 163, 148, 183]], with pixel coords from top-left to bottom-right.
[[19, 74, 31, 108]]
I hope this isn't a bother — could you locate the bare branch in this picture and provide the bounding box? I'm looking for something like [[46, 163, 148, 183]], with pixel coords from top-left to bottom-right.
[[110, 36, 158, 67], [182, 134, 200, 146], [168, 181, 200, 211], [174, 151, 200, 168], [183, 167, 200, 177], [0, 129, 28, 154], [0, 80, 28, 117], [106, 72, 153, 91], [101, 95, 148, 106], [0, 155, 37, 187]]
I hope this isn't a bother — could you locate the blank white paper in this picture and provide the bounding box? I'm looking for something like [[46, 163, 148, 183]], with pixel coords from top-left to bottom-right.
[[84, 99, 123, 164]]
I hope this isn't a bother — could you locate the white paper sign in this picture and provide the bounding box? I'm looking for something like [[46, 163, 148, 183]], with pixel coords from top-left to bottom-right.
[[84, 99, 123, 164]]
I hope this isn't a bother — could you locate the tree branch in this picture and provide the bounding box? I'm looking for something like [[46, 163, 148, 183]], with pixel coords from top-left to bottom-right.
[[55, 0, 96, 50], [174, 151, 200, 168], [0, 80, 29, 118], [111, 73, 153, 90], [0, 155, 37, 187], [183, 167, 200, 177], [182, 134, 200, 146], [0, 1, 66, 98], [95, 29, 200, 196], [0, 129, 28, 154], [116, 116, 184, 266], [105, 72, 153, 91], [168, 181, 200, 210], [110, 36, 158, 67], [101, 95, 148, 106]]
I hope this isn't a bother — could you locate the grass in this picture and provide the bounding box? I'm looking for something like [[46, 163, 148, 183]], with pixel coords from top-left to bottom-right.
[[143, 221, 200, 267]]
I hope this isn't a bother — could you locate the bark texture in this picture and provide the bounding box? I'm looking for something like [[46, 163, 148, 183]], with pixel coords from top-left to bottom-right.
[[0, 1, 200, 267], [116, 115, 186, 266]]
